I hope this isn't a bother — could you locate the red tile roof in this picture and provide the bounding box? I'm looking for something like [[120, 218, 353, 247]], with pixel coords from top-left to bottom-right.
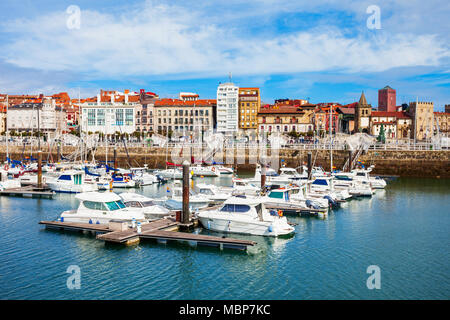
[[154, 98, 216, 107], [371, 111, 411, 119]]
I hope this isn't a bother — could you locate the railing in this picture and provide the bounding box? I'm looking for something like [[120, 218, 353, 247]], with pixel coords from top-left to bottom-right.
[[0, 137, 449, 151]]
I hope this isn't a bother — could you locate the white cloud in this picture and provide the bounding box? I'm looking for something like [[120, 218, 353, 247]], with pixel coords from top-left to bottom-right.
[[0, 1, 448, 80]]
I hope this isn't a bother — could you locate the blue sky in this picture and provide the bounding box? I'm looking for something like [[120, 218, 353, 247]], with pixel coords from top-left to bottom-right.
[[0, 0, 449, 110]]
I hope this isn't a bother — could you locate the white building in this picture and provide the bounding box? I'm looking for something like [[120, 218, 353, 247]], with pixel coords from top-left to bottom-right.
[[216, 82, 239, 133], [80, 90, 138, 135], [7, 97, 67, 133]]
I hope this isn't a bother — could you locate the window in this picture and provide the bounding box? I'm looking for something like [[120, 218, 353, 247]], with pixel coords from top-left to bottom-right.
[[220, 204, 251, 212], [125, 109, 133, 126], [83, 201, 107, 211], [87, 109, 96, 126], [124, 201, 142, 208], [97, 109, 105, 126], [115, 109, 124, 126]]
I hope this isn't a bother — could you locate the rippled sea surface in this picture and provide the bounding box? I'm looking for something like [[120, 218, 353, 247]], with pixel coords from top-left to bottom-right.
[[0, 176, 449, 300]]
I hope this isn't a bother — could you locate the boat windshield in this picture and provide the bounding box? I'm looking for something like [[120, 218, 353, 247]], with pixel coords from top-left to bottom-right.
[[199, 189, 214, 195], [105, 200, 126, 211], [220, 204, 251, 213], [124, 201, 143, 208], [141, 201, 155, 207]]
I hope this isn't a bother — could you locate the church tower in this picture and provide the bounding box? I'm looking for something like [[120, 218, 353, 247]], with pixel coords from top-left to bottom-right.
[[355, 91, 372, 133]]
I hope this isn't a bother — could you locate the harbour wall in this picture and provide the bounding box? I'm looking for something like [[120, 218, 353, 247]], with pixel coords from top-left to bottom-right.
[[1, 146, 449, 178]]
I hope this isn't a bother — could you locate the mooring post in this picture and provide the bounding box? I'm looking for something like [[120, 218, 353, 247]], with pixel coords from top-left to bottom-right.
[[348, 150, 353, 172], [113, 148, 117, 169], [260, 158, 266, 194], [307, 152, 312, 179], [182, 160, 190, 224], [57, 142, 61, 162], [37, 150, 42, 188]]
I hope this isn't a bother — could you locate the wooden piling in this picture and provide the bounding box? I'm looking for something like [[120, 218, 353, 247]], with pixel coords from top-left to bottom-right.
[[307, 152, 312, 179], [37, 150, 42, 188], [182, 160, 190, 225]]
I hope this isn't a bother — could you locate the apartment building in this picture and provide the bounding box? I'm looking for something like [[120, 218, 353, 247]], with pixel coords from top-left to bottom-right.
[[80, 90, 139, 135], [153, 98, 216, 135], [238, 87, 260, 130], [7, 96, 67, 133], [216, 82, 239, 134]]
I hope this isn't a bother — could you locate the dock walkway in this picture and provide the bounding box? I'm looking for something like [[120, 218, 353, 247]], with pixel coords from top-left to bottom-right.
[[1, 186, 55, 199], [39, 218, 256, 251]]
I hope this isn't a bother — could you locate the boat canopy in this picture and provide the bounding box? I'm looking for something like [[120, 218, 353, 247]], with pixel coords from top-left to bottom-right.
[[75, 192, 122, 202]]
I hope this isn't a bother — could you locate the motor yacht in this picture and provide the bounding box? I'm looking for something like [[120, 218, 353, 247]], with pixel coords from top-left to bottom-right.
[[195, 183, 230, 204], [197, 196, 295, 237], [46, 171, 98, 193], [59, 192, 146, 224], [119, 192, 171, 220]]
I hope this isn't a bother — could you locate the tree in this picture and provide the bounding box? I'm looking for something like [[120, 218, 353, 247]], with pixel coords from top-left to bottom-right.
[[377, 124, 386, 143]]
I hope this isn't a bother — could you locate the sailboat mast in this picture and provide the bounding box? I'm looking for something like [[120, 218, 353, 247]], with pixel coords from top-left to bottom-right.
[[5, 94, 8, 161], [329, 104, 333, 173]]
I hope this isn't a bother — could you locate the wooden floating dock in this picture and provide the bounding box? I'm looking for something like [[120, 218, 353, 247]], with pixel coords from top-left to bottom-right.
[[1, 185, 55, 199], [39, 218, 256, 251]]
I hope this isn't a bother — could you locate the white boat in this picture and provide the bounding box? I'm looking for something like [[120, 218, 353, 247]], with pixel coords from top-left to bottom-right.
[[130, 168, 158, 186], [59, 192, 146, 224], [332, 174, 374, 196], [46, 171, 98, 193], [309, 177, 352, 201], [263, 186, 330, 211], [198, 196, 295, 237], [216, 165, 234, 175], [279, 167, 303, 181], [18, 173, 47, 186], [191, 165, 220, 177], [219, 178, 261, 196], [119, 192, 171, 220], [0, 169, 21, 191], [195, 183, 230, 204], [168, 185, 212, 209], [157, 168, 184, 180], [351, 167, 387, 189]]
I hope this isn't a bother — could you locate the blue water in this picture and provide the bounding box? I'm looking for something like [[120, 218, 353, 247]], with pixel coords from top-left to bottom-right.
[[0, 177, 449, 299]]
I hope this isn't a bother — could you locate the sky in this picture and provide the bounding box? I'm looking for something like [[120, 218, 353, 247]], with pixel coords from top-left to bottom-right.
[[0, 0, 449, 110]]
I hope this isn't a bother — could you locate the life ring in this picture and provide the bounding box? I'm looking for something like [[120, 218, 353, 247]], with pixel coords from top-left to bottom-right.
[[4, 164, 9, 171], [211, 166, 215, 172]]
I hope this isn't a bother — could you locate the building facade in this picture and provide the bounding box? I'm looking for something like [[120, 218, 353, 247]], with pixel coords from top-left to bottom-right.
[[7, 97, 67, 133], [408, 101, 434, 140], [378, 86, 396, 112], [216, 82, 239, 133], [370, 111, 412, 139], [355, 92, 372, 133], [153, 98, 216, 135], [258, 105, 314, 133], [433, 111, 450, 133], [0, 105, 6, 134], [80, 90, 138, 135], [238, 88, 260, 130]]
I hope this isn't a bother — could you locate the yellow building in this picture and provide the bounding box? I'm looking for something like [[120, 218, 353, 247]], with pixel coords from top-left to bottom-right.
[[238, 88, 260, 129], [408, 101, 434, 140], [257, 105, 314, 133]]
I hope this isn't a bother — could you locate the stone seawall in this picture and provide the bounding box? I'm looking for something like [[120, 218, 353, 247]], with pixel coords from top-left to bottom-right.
[[1, 146, 449, 178]]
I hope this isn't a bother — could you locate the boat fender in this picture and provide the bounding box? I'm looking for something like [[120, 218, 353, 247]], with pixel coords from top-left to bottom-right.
[[207, 221, 211, 229], [60, 217, 64, 222], [137, 222, 142, 234], [269, 210, 278, 216], [268, 225, 273, 233], [96, 220, 100, 224], [89, 219, 92, 224]]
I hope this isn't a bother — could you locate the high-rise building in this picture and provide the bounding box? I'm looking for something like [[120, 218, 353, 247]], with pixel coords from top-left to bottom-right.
[[238, 87, 260, 130], [378, 86, 396, 112], [216, 82, 239, 133]]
